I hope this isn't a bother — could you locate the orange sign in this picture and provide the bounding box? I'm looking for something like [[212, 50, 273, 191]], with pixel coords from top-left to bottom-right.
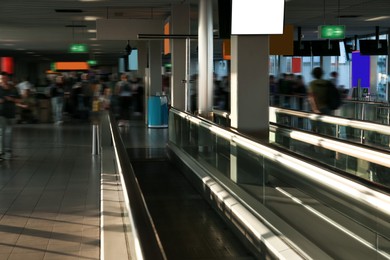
[[164, 21, 170, 55], [55, 62, 89, 71]]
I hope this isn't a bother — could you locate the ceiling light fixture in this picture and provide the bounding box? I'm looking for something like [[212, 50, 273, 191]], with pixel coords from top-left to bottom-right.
[[365, 16, 390, 21], [84, 16, 99, 21]]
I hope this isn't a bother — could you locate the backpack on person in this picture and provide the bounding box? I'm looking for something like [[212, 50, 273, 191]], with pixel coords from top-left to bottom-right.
[[326, 80, 342, 110]]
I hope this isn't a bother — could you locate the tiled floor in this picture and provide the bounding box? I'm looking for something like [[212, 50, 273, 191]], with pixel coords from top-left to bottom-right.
[[0, 122, 100, 260]]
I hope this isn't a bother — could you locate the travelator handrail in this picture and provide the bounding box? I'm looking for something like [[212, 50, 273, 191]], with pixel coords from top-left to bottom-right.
[[271, 106, 390, 134], [215, 106, 390, 137], [170, 108, 390, 259], [105, 112, 167, 260], [271, 93, 390, 125], [214, 107, 390, 190], [270, 121, 390, 169], [271, 93, 390, 106], [270, 106, 390, 145], [342, 98, 390, 107], [270, 122, 390, 192]]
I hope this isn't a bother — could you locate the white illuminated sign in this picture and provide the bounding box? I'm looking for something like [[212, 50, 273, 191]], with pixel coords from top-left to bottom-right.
[[232, 0, 285, 35]]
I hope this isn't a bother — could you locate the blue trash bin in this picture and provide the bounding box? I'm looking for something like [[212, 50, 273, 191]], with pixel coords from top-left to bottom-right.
[[147, 95, 168, 128]]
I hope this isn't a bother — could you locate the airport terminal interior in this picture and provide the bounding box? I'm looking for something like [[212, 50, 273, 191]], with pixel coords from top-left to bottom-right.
[[0, 0, 390, 259]]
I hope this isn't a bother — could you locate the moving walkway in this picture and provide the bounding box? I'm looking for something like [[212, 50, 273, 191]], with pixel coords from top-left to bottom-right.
[[102, 108, 390, 259]]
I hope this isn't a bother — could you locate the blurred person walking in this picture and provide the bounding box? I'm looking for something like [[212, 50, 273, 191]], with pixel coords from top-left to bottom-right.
[[308, 67, 335, 137], [293, 75, 307, 110], [17, 89, 38, 124], [16, 76, 33, 95], [50, 75, 65, 125], [329, 71, 339, 87], [308, 67, 330, 115], [79, 73, 93, 121], [0, 72, 21, 160], [115, 73, 132, 126]]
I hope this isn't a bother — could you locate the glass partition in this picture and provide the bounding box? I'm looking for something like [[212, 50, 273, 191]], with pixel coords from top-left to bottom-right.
[[169, 108, 390, 259]]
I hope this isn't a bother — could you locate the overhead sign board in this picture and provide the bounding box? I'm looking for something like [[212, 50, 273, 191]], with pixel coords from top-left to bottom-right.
[[318, 25, 345, 39]]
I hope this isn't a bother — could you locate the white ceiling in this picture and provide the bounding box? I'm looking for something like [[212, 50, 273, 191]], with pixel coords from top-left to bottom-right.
[[0, 0, 389, 66]]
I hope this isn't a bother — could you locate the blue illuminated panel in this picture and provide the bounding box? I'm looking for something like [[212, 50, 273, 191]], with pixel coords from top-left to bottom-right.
[[352, 51, 370, 89]]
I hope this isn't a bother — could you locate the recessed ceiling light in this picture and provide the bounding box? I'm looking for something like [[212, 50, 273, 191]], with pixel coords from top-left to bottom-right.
[[0, 39, 20, 43], [84, 16, 99, 21], [365, 16, 390, 21]]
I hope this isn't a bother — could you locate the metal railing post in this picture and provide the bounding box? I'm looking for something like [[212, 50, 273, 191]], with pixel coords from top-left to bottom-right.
[[92, 124, 100, 155]]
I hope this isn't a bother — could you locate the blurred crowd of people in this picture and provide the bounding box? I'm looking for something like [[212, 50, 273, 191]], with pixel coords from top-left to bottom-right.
[[0, 71, 145, 160], [188, 73, 230, 113], [0, 70, 149, 127], [269, 70, 347, 111], [269, 73, 308, 109]]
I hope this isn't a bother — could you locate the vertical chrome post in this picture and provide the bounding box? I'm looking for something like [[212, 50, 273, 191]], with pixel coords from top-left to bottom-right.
[[92, 124, 100, 155]]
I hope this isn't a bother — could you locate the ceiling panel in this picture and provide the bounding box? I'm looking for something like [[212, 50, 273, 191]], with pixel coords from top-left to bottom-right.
[[0, 0, 389, 66]]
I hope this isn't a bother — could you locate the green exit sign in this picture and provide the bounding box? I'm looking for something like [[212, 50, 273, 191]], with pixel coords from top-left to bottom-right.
[[69, 44, 88, 53], [87, 60, 97, 66], [318, 25, 345, 39]]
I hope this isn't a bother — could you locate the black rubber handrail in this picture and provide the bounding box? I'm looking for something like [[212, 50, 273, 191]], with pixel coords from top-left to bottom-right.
[[107, 112, 167, 260]]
